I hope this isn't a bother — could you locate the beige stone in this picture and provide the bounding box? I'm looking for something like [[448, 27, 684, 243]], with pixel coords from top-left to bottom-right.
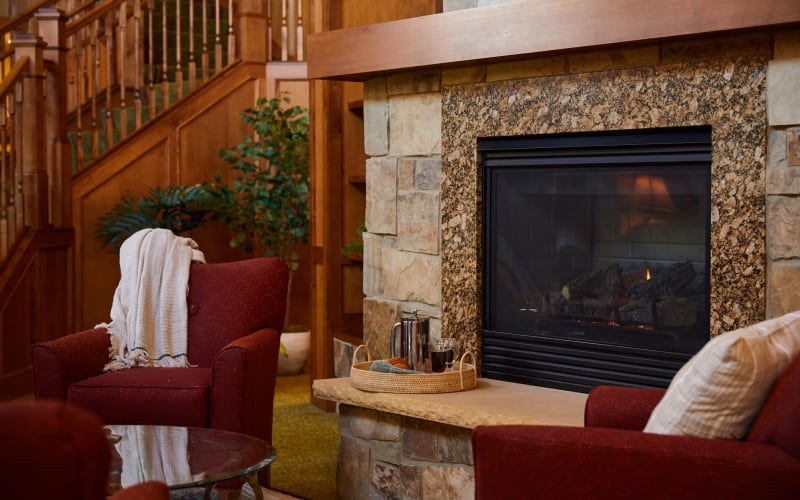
[[402, 418, 439, 461], [766, 167, 800, 195], [767, 261, 800, 318], [382, 248, 442, 306], [437, 425, 473, 465], [341, 404, 402, 441], [398, 158, 415, 189], [567, 46, 659, 74], [365, 157, 397, 234], [371, 461, 402, 498], [767, 59, 800, 126], [416, 156, 443, 190], [397, 190, 440, 254], [768, 127, 787, 167], [788, 127, 800, 166], [337, 434, 371, 500], [767, 196, 800, 259], [487, 56, 567, 81], [421, 465, 475, 500], [442, 65, 486, 86], [362, 298, 400, 359], [364, 78, 389, 156], [362, 232, 385, 297], [389, 93, 442, 157]]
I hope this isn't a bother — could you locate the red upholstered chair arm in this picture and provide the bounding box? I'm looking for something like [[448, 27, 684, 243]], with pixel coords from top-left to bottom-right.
[[109, 481, 169, 500], [31, 328, 110, 400], [210, 327, 281, 444], [584, 385, 666, 430], [472, 425, 800, 500]]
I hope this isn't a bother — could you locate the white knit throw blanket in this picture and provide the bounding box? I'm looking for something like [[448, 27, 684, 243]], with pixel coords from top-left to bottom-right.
[[99, 228, 205, 372], [108, 425, 203, 487]]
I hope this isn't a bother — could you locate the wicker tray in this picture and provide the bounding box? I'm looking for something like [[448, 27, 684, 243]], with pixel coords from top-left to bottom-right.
[[350, 345, 477, 394]]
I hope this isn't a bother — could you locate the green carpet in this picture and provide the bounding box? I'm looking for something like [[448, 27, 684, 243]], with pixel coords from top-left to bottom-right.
[[270, 373, 339, 500]]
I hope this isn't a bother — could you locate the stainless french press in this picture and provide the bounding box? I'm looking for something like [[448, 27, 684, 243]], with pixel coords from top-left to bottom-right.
[[389, 310, 430, 372]]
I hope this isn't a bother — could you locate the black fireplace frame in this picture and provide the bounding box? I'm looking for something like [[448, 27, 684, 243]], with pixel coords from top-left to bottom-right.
[[480, 126, 712, 393]]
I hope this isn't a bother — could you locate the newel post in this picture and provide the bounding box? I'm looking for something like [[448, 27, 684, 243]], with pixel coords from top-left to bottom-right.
[[36, 8, 70, 228], [12, 34, 49, 230], [237, 0, 269, 62]]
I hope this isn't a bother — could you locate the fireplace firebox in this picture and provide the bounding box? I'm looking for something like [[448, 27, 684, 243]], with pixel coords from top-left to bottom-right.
[[481, 127, 711, 392]]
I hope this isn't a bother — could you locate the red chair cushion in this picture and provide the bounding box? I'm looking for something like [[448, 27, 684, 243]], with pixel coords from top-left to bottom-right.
[[68, 367, 211, 427]]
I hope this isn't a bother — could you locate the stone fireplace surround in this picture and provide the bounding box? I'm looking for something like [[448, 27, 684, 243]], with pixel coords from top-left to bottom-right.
[[311, 6, 800, 498]]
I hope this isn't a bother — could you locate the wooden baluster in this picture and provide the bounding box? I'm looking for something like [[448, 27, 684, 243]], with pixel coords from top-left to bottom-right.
[[296, 0, 303, 61], [148, 0, 156, 119], [160, 0, 168, 111], [91, 19, 99, 160], [188, 0, 196, 91], [174, 0, 182, 100], [281, 0, 287, 61], [12, 82, 24, 232], [227, 0, 234, 65], [74, 30, 84, 166], [267, 0, 272, 61], [214, 0, 221, 72], [133, 0, 142, 129], [105, 10, 114, 151], [202, 0, 208, 80], [1, 98, 8, 259], [287, 0, 295, 60], [119, 0, 128, 139]]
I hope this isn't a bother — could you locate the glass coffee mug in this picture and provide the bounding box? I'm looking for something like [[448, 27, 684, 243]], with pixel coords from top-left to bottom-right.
[[429, 338, 457, 373]]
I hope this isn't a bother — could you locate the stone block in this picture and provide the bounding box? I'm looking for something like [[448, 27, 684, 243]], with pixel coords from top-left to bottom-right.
[[487, 55, 567, 81], [416, 156, 443, 190], [389, 93, 442, 157], [767, 261, 800, 318], [442, 65, 486, 86], [371, 461, 401, 499], [333, 337, 355, 378], [788, 127, 800, 166], [437, 426, 473, 465], [363, 232, 385, 296], [420, 465, 475, 499], [766, 166, 800, 195], [365, 78, 389, 156], [340, 405, 401, 441], [767, 127, 787, 168], [363, 298, 400, 359], [397, 190, 440, 254], [402, 417, 439, 461], [398, 158, 416, 189], [338, 434, 371, 500], [366, 157, 398, 235], [399, 465, 423, 499], [372, 439, 402, 465], [767, 59, 800, 126], [382, 248, 442, 306], [767, 196, 800, 259], [567, 46, 659, 74]]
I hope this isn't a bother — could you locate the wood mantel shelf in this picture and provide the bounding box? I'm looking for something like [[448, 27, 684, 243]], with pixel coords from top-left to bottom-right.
[[308, 0, 800, 81]]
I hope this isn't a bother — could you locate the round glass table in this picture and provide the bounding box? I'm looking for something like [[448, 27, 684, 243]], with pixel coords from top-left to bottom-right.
[[106, 425, 275, 499]]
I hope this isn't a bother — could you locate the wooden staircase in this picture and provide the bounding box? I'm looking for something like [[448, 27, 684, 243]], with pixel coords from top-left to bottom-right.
[[0, 0, 308, 400]]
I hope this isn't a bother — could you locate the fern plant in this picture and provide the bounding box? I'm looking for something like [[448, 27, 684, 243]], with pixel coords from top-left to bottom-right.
[[95, 184, 222, 253]]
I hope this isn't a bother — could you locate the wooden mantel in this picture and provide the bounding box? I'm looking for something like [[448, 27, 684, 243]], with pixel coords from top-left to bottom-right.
[[308, 0, 800, 81]]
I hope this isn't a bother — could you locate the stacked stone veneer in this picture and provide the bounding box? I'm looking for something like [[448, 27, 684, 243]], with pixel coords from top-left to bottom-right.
[[337, 405, 474, 499], [361, 31, 800, 368]]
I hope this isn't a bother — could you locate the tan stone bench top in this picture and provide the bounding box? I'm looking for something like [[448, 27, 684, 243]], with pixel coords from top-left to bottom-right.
[[312, 377, 587, 429]]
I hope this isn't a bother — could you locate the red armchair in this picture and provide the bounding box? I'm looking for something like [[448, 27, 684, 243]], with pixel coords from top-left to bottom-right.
[[472, 353, 800, 500], [31, 257, 289, 486], [0, 399, 168, 500]]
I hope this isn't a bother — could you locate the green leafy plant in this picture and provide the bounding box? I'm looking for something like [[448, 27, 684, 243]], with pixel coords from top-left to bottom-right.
[[342, 219, 366, 258], [95, 184, 222, 253], [214, 93, 310, 273]]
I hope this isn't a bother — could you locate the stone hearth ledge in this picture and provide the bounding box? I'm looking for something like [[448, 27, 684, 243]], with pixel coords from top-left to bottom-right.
[[312, 377, 587, 429]]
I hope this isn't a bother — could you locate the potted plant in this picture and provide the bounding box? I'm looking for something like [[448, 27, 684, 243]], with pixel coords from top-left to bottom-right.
[[215, 93, 311, 375]]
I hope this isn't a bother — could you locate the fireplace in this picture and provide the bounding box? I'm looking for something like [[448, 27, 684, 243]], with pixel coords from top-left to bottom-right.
[[481, 127, 712, 392]]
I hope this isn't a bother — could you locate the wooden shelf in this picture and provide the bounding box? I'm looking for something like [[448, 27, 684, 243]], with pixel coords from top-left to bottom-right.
[[347, 175, 366, 185]]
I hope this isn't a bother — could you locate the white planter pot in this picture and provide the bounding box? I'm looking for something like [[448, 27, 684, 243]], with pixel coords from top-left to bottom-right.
[[277, 329, 311, 376]]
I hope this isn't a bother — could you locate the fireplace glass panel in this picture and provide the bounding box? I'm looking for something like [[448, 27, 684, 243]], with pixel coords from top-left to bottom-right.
[[481, 127, 711, 391]]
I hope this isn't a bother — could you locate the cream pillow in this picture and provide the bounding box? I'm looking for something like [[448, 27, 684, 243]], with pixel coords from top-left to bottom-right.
[[644, 310, 800, 439]]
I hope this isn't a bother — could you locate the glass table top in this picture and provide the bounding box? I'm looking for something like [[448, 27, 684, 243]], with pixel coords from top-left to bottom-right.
[[106, 425, 275, 492]]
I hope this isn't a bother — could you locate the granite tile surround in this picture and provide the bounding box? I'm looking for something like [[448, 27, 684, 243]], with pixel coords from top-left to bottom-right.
[[441, 57, 768, 357]]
